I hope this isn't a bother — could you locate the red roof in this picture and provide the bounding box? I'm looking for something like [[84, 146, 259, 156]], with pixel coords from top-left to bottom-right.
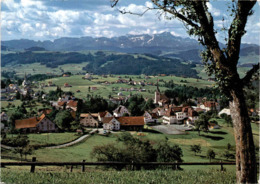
[[116, 117, 144, 126], [102, 117, 114, 124], [58, 101, 66, 106], [15, 114, 46, 129], [67, 100, 78, 108]]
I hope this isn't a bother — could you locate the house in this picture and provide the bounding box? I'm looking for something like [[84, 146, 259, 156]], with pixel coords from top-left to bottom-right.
[[90, 87, 97, 90], [63, 74, 70, 77], [200, 101, 219, 112], [102, 117, 121, 131], [98, 111, 112, 121], [218, 108, 231, 116], [1, 112, 8, 122], [152, 107, 167, 116], [143, 111, 158, 123], [116, 116, 145, 131], [47, 81, 55, 87], [66, 100, 78, 111], [15, 114, 57, 133], [64, 83, 72, 87], [113, 105, 130, 117], [163, 106, 199, 125], [80, 113, 99, 127], [84, 73, 92, 80], [163, 108, 178, 124], [38, 109, 52, 115]]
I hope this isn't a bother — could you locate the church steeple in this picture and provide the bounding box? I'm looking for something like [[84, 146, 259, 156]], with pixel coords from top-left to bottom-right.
[[156, 78, 160, 92]]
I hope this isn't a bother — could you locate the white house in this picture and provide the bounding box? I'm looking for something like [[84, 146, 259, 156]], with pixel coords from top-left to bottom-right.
[[98, 111, 112, 121], [200, 101, 220, 112], [143, 111, 158, 123], [218, 108, 231, 116], [113, 105, 130, 117], [163, 106, 199, 125], [102, 117, 120, 131], [80, 113, 99, 127]]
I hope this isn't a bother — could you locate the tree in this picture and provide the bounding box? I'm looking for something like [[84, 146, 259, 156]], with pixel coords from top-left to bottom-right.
[[111, 1, 259, 181], [190, 144, 201, 156], [156, 138, 183, 169], [206, 149, 216, 162], [54, 111, 74, 130], [195, 113, 210, 135]]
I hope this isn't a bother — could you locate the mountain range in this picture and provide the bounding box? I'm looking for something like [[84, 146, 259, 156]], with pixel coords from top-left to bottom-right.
[[2, 32, 259, 64]]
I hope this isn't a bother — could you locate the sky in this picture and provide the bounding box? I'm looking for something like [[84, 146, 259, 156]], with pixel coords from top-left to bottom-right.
[[1, 0, 260, 45]]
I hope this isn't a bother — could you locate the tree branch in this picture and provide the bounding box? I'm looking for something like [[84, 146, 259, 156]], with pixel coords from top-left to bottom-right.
[[227, 0, 256, 65], [151, 0, 200, 29], [242, 63, 259, 85]]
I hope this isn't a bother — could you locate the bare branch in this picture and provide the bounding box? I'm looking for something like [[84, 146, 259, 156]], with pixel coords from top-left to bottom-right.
[[242, 63, 260, 85], [119, 7, 155, 17], [151, 0, 200, 29], [110, 0, 119, 8]]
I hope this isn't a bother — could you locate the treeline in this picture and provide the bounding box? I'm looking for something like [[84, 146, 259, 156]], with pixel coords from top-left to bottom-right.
[[2, 51, 197, 77], [164, 85, 222, 105], [1, 51, 94, 68], [83, 52, 198, 77]]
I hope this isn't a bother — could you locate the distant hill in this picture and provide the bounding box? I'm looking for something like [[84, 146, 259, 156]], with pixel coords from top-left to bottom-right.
[[25, 46, 46, 51], [1, 51, 197, 77], [2, 32, 258, 64]]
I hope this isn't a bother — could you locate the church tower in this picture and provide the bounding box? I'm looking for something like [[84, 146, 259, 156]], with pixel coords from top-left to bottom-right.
[[154, 80, 160, 104]]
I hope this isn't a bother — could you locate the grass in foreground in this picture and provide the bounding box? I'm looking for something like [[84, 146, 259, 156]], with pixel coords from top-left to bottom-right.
[[1, 168, 236, 184]]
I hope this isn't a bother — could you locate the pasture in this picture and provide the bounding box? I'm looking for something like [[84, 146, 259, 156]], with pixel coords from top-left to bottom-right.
[[38, 74, 214, 100]]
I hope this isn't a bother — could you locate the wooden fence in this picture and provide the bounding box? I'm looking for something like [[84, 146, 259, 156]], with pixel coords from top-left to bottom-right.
[[0, 157, 243, 173]]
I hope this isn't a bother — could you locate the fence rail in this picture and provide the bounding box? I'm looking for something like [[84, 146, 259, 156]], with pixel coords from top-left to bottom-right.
[[0, 157, 245, 173]]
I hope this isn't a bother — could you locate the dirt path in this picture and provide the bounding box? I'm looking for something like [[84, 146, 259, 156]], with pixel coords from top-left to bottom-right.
[[0, 129, 98, 150]]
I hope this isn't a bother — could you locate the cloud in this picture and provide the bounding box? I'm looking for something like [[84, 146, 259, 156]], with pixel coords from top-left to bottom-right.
[[206, 2, 221, 17], [1, 0, 259, 45]]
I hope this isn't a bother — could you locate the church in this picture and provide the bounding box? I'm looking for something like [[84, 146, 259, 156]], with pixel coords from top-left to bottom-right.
[[154, 83, 170, 106]]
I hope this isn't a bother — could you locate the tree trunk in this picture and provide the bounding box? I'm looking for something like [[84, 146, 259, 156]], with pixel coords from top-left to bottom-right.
[[229, 87, 257, 183]]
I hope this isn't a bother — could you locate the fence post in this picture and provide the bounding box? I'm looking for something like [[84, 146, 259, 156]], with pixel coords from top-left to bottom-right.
[[220, 160, 224, 171], [30, 157, 36, 173], [82, 160, 85, 172], [70, 165, 73, 172]]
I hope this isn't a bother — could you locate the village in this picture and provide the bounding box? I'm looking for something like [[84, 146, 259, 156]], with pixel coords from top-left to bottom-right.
[[0, 72, 228, 135]]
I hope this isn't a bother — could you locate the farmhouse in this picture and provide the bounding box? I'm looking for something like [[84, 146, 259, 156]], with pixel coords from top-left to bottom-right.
[[102, 116, 145, 131], [98, 111, 112, 121], [102, 117, 120, 131], [64, 83, 72, 87], [15, 114, 57, 133], [143, 111, 158, 123], [117, 116, 145, 131], [113, 105, 130, 117], [80, 113, 99, 127]]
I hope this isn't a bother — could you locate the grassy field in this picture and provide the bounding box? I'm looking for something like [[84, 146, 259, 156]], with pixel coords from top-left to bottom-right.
[[1, 169, 236, 184], [194, 65, 252, 79], [37, 74, 214, 100], [5, 133, 80, 146], [3, 117, 256, 165]]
